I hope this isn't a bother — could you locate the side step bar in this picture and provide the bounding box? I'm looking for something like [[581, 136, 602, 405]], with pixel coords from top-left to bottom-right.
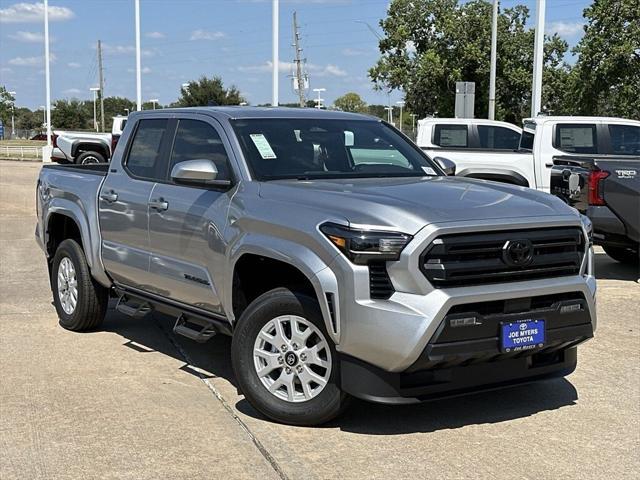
[[173, 315, 218, 343], [116, 294, 152, 318]]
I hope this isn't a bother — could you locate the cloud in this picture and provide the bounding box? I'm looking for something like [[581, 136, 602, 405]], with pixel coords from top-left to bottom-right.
[[145, 31, 165, 39], [0, 67, 13, 74], [9, 30, 50, 42], [101, 43, 153, 57], [0, 2, 74, 23], [63, 88, 82, 96], [127, 66, 152, 74], [342, 48, 365, 57], [67, 62, 81, 68], [8, 52, 55, 66], [237, 61, 346, 77], [190, 29, 225, 41], [548, 21, 584, 37]]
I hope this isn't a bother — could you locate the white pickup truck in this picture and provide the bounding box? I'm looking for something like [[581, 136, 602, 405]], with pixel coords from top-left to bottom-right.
[[417, 116, 640, 193], [51, 116, 127, 164]]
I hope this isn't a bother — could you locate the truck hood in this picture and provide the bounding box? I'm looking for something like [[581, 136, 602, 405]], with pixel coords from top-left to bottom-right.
[[259, 176, 577, 234]]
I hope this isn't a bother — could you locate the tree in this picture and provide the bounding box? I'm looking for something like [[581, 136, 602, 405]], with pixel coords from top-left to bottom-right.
[[569, 0, 640, 118], [0, 86, 15, 127], [51, 99, 91, 130], [175, 76, 245, 107], [334, 92, 367, 112], [103, 97, 135, 121], [369, 0, 571, 122]]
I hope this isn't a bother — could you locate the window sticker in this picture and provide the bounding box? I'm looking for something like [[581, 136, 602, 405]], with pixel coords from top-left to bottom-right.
[[422, 166, 437, 175], [250, 133, 277, 159]]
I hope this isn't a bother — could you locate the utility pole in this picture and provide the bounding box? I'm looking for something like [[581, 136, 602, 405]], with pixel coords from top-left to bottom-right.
[[531, 0, 545, 117], [488, 0, 498, 120], [97, 40, 105, 132], [410, 113, 417, 137], [396, 101, 405, 133], [135, 0, 142, 111], [272, 0, 279, 106], [292, 11, 306, 107]]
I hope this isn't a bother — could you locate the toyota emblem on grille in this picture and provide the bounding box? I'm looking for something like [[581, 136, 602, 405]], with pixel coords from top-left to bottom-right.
[[502, 239, 534, 267]]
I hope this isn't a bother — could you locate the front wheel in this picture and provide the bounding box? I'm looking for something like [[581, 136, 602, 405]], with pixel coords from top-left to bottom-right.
[[603, 245, 639, 265], [231, 288, 349, 426], [51, 239, 108, 331]]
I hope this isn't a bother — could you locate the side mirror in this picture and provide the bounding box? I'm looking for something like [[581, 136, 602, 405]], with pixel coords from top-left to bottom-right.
[[434, 157, 456, 176], [170, 159, 231, 187]]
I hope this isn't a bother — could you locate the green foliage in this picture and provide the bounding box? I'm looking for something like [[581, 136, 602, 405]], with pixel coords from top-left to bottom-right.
[[175, 76, 245, 107], [51, 99, 91, 130], [369, 0, 571, 122], [0, 86, 16, 126], [334, 92, 368, 112], [569, 0, 640, 118]]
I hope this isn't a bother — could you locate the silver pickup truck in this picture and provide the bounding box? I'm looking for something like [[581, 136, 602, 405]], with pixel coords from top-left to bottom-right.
[[36, 107, 596, 426]]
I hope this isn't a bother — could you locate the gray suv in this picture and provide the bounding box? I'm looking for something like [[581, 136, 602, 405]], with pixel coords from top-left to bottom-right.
[[36, 107, 596, 425]]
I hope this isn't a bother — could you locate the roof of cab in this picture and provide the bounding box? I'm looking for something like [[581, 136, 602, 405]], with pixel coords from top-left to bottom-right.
[[129, 106, 379, 121]]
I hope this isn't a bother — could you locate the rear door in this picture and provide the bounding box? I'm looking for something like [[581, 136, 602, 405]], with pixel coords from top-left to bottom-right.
[[98, 117, 170, 288], [146, 115, 236, 315]]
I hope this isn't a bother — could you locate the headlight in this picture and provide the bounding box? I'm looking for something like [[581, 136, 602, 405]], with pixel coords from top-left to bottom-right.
[[320, 222, 412, 265], [580, 214, 593, 246]]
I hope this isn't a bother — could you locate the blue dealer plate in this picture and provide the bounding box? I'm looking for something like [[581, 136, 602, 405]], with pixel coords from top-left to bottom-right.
[[501, 320, 545, 352]]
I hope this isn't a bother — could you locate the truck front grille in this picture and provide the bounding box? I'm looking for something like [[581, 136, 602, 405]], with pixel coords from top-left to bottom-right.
[[420, 227, 584, 288]]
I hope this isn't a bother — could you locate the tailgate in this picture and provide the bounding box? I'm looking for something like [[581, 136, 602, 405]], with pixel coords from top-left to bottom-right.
[[598, 161, 640, 243]]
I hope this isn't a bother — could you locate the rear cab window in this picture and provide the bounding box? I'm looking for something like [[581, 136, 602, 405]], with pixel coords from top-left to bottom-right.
[[124, 118, 168, 180], [608, 124, 640, 155], [477, 125, 521, 150], [554, 124, 598, 154], [433, 125, 468, 148]]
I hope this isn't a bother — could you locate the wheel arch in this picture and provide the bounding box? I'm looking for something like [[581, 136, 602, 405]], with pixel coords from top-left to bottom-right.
[[72, 141, 110, 161], [227, 238, 341, 343]]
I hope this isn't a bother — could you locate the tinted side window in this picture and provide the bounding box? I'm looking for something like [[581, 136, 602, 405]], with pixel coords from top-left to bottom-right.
[[125, 119, 168, 180], [433, 125, 468, 148], [477, 126, 521, 150], [170, 119, 232, 181], [609, 124, 640, 155], [555, 124, 597, 154], [520, 130, 535, 150]]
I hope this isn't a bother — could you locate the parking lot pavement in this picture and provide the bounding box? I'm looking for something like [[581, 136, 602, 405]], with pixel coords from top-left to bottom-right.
[[1, 160, 639, 480]]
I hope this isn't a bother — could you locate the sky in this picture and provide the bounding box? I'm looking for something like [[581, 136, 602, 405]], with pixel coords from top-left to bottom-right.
[[0, 0, 591, 110]]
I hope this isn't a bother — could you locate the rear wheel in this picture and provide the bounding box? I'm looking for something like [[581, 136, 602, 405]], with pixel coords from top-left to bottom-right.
[[603, 245, 639, 265], [231, 287, 349, 426], [76, 150, 106, 165], [51, 239, 108, 331]]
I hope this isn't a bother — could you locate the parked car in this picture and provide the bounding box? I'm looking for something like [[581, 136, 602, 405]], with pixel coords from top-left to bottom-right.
[[36, 107, 596, 426], [50, 116, 127, 164], [551, 154, 639, 264]]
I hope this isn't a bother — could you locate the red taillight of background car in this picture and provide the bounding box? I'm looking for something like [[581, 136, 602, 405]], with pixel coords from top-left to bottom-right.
[[588, 170, 610, 206], [111, 134, 120, 156]]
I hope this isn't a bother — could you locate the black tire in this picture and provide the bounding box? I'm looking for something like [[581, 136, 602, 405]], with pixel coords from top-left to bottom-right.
[[603, 245, 639, 265], [75, 150, 106, 165], [51, 239, 108, 331], [231, 287, 350, 426]]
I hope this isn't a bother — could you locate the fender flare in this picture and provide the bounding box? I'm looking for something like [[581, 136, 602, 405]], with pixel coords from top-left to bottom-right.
[[44, 198, 111, 287], [71, 139, 111, 159], [225, 234, 341, 343], [456, 167, 530, 187]]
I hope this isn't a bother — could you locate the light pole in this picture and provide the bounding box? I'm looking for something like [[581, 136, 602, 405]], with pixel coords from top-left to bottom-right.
[[312, 88, 325, 109], [149, 99, 159, 110], [135, 0, 142, 111], [40, 106, 46, 128], [410, 113, 417, 137], [531, 0, 546, 117], [488, 0, 499, 120], [44, 0, 52, 157], [8, 91, 16, 138], [384, 106, 393, 125], [396, 101, 405, 133], [90, 87, 100, 131], [272, 0, 279, 106]]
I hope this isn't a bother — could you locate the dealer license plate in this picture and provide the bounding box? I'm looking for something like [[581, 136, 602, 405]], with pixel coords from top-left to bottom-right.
[[501, 320, 545, 352]]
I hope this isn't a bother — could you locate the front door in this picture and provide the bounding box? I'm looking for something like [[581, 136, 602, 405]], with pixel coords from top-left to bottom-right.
[[98, 118, 170, 289], [146, 116, 235, 315]]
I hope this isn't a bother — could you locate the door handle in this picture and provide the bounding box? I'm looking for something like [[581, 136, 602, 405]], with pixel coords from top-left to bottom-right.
[[148, 198, 169, 211], [545, 162, 553, 168], [100, 190, 118, 202]]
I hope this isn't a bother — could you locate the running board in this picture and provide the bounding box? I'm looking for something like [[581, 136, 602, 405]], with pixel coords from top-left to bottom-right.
[[173, 315, 218, 343], [115, 294, 152, 318]]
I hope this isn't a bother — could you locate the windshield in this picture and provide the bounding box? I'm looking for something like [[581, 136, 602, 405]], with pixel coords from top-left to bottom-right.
[[231, 118, 440, 180]]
